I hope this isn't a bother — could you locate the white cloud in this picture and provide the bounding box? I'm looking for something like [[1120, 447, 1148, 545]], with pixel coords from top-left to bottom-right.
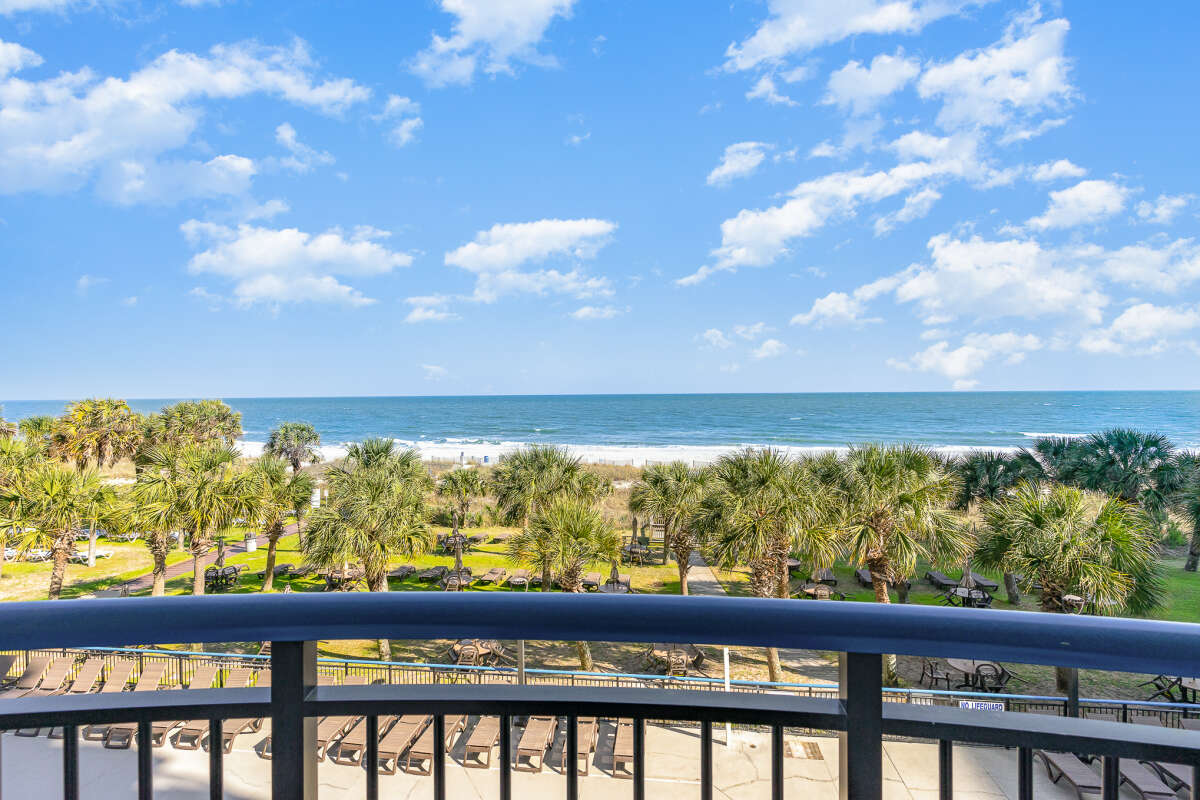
[[1136, 194, 1192, 225], [241, 198, 290, 221], [0, 0, 73, 13], [701, 329, 733, 349], [1031, 159, 1086, 182], [76, 274, 107, 294], [1097, 238, 1200, 292], [0, 38, 369, 203], [565, 131, 590, 146], [421, 364, 448, 381], [571, 304, 624, 320], [917, 15, 1073, 132], [274, 122, 334, 173], [445, 218, 616, 303], [733, 321, 768, 340], [121, 296, 138, 306], [377, 95, 423, 147], [403, 295, 459, 323], [751, 338, 787, 359], [411, 0, 575, 87], [181, 221, 412, 307], [888, 331, 1041, 386], [1026, 179, 1127, 230], [792, 292, 868, 327], [723, 0, 979, 73], [873, 186, 941, 235], [1080, 303, 1200, 355], [707, 142, 771, 186], [0, 39, 41, 76], [745, 75, 797, 106], [823, 51, 919, 115]]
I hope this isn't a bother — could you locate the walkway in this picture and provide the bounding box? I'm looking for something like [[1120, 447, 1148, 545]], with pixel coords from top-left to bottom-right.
[[686, 552, 839, 685], [116, 523, 298, 594]]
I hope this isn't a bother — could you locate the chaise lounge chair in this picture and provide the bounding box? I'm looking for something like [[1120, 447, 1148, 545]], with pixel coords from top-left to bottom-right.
[[388, 564, 416, 581], [1119, 759, 1178, 800], [332, 714, 397, 765], [88, 661, 164, 744], [1034, 751, 1101, 799], [418, 565, 449, 582], [0, 654, 18, 685], [463, 716, 501, 768], [582, 572, 602, 591], [815, 568, 837, 586], [513, 716, 559, 773], [965, 571, 1000, 592], [374, 715, 431, 774], [561, 716, 599, 776], [0, 655, 52, 699], [403, 715, 466, 775], [14, 658, 84, 735], [476, 567, 507, 584], [855, 569, 873, 587], [109, 663, 219, 750], [216, 671, 271, 754], [40, 657, 110, 738], [262, 674, 368, 761], [925, 570, 958, 591], [173, 666, 256, 749], [613, 719, 635, 779], [508, 569, 531, 590]]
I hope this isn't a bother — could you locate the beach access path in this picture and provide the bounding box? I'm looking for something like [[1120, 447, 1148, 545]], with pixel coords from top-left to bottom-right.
[[686, 552, 839, 685], [117, 522, 299, 594]]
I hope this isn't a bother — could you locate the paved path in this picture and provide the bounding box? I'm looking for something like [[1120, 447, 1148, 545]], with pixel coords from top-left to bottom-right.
[[117, 523, 299, 594], [687, 552, 839, 685]]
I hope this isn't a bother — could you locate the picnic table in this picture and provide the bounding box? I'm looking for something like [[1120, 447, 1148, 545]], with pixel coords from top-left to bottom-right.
[[940, 586, 993, 608], [449, 639, 507, 665], [597, 582, 630, 593], [622, 543, 649, 565], [946, 659, 1007, 691], [644, 643, 704, 675], [322, 567, 364, 592], [796, 583, 844, 600]]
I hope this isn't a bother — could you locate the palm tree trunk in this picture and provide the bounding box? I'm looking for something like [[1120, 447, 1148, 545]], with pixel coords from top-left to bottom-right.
[[677, 558, 689, 596], [575, 641, 594, 671], [541, 565, 552, 591], [291, 457, 301, 473], [48, 544, 69, 600], [368, 572, 391, 660], [261, 532, 279, 592], [1186, 525, 1200, 572], [87, 523, 97, 568], [152, 552, 167, 597], [1003, 572, 1022, 603], [0, 531, 7, 580], [869, 569, 899, 685], [192, 554, 205, 595]]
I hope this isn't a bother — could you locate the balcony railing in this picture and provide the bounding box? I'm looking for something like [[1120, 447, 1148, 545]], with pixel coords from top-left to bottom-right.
[[1, 592, 1199, 800]]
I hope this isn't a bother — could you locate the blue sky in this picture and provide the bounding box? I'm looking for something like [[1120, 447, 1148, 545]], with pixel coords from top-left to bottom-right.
[[2, 0, 1199, 400]]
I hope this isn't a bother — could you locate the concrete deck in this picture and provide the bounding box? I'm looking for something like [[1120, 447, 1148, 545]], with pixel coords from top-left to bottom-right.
[[0, 718, 1151, 800]]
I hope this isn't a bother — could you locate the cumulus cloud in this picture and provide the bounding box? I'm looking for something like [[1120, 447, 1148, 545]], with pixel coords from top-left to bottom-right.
[[751, 338, 788, 359], [1031, 159, 1086, 182], [734, 322, 768, 340], [274, 123, 334, 173], [411, 0, 575, 87], [444, 218, 616, 303], [700, 329, 733, 349], [1136, 194, 1192, 225], [888, 331, 1042, 388], [1026, 179, 1127, 230], [571, 304, 624, 320], [917, 13, 1073, 133], [873, 186, 941, 235], [76, 274, 107, 294], [707, 142, 771, 186], [1096, 238, 1200, 292], [404, 295, 459, 323], [823, 51, 919, 115], [181, 221, 412, 307], [745, 75, 798, 106], [377, 95, 423, 147], [0, 37, 368, 203], [1080, 303, 1200, 355]]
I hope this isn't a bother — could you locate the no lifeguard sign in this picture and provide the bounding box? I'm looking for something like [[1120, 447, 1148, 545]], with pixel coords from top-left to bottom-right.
[[958, 700, 1005, 711]]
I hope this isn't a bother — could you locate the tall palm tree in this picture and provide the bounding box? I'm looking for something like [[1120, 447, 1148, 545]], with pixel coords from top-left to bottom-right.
[[80, 481, 116, 567], [490, 445, 600, 527], [265, 422, 322, 472], [628, 462, 711, 595], [129, 447, 189, 597], [1177, 466, 1200, 571], [53, 398, 141, 469], [302, 448, 431, 659], [976, 482, 1164, 689], [18, 416, 56, 455], [143, 400, 244, 450], [436, 468, 487, 534], [695, 448, 825, 682], [0, 437, 43, 580], [250, 457, 315, 591], [508, 497, 620, 670], [0, 463, 101, 599]]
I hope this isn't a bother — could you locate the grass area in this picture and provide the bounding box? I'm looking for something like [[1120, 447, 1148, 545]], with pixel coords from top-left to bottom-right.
[[0, 540, 191, 602]]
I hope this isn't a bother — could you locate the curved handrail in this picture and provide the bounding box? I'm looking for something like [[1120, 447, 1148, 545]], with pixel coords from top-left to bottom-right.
[[1, 593, 1199, 676]]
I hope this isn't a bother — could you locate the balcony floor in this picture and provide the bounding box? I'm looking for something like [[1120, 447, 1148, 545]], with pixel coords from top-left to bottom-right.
[[0, 722, 1128, 800]]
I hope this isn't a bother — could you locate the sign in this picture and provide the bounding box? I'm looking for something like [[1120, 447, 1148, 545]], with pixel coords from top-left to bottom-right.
[[958, 700, 1004, 711]]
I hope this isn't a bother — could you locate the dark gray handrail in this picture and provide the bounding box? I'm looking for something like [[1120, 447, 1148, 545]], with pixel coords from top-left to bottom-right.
[[2, 593, 1198, 675]]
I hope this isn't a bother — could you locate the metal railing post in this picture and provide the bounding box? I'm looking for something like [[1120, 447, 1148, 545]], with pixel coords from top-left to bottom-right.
[[270, 640, 317, 800], [938, 739, 953, 800], [839, 652, 883, 800], [1065, 668, 1080, 717]]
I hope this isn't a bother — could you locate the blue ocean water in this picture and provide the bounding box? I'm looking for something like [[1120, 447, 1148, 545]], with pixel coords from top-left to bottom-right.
[[3, 393, 1198, 454]]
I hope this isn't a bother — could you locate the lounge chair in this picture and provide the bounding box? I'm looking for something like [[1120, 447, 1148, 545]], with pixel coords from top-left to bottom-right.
[[855, 569, 873, 587], [15, 657, 89, 735], [1119, 759, 1178, 800], [125, 663, 219, 750], [965, 571, 1000, 592], [261, 674, 364, 761], [402, 715, 465, 775], [618, 574, 632, 590], [39, 657, 111, 739], [332, 714, 397, 765], [613, 719, 635, 779], [1143, 761, 1193, 794], [0, 655, 51, 698], [582, 572, 602, 590], [417, 565, 448, 582], [476, 567, 507, 584], [529, 572, 548, 588], [88, 661, 164, 743], [373, 714, 431, 774], [217, 671, 271, 754], [514, 716, 559, 773], [816, 568, 837, 586], [508, 569, 531, 590], [0, 653, 18, 685], [388, 564, 416, 580], [463, 717, 501, 768], [15, 658, 73, 699], [561, 717, 598, 776], [173, 666, 256, 749], [256, 563, 293, 579], [1034, 751, 1101, 799], [925, 570, 958, 591]]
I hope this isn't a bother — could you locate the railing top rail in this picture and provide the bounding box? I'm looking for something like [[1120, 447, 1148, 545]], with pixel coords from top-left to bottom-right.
[[2, 593, 1199, 676]]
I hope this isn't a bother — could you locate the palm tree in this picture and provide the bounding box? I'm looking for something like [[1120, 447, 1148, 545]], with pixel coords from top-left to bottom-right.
[[976, 482, 1164, 689], [143, 400, 243, 450], [436, 468, 487, 534], [18, 416, 56, 455], [490, 445, 600, 527], [250, 457, 315, 591], [695, 448, 825, 683], [53, 398, 141, 469], [302, 447, 432, 659], [508, 497, 620, 669], [628, 462, 711, 595], [0, 407, 16, 440], [0, 463, 101, 599], [265, 422, 322, 472], [80, 481, 115, 568], [129, 448, 189, 597], [1065, 430, 1182, 524], [0, 437, 43, 580], [1177, 467, 1200, 571]]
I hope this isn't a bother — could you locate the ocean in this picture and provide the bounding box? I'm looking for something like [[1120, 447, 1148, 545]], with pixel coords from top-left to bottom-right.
[[3, 392, 1197, 466]]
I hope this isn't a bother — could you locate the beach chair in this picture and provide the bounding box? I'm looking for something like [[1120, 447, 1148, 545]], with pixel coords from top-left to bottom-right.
[[418, 565, 448, 582], [1034, 751, 1102, 800], [582, 571, 602, 590], [1143, 761, 1193, 794], [529, 571, 548, 588], [87, 661, 163, 743], [16, 658, 73, 699], [816, 568, 837, 585], [261, 674, 367, 761], [129, 663, 220, 750], [619, 574, 632, 591], [966, 571, 1000, 592], [0, 653, 19, 685], [560, 716, 598, 776], [0, 655, 51, 698], [216, 671, 271, 754], [373, 715, 431, 774], [14, 657, 88, 735], [401, 715, 465, 775], [476, 567, 507, 584], [173, 666, 256, 749], [855, 569, 873, 587], [1119, 760, 1178, 800], [38, 657, 111, 738], [332, 714, 398, 765], [508, 569, 530, 590], [388, 564, 416, 581], [925, 570, 958, 591], [463, 717, 501, 768], [613, 719, 635, 779], [513, 716, 559, 773]]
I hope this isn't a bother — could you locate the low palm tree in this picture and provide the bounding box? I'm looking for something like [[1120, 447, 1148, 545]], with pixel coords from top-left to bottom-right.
[[0, 406, 15, 439], [0, 463, 101, 599], [251, 457, 315, 591], [18, 416, 56, 456], [976, 482, 1164, 689], [0, 437, 43, 580], [142, 400, 244, 450], [508, 497, 620, 669], [53, 398, 141, 469], [436, 468, 487, 534], [265, 422, 322, 472], [1067, 429, 1182, 525], [302, 448, 432, 659], [696, 448, 826, 682], [491, 445, 596, 527], [1178, 469, 1200, 571], [628, 462, 711, 595], [129, 452, 188, 597]]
